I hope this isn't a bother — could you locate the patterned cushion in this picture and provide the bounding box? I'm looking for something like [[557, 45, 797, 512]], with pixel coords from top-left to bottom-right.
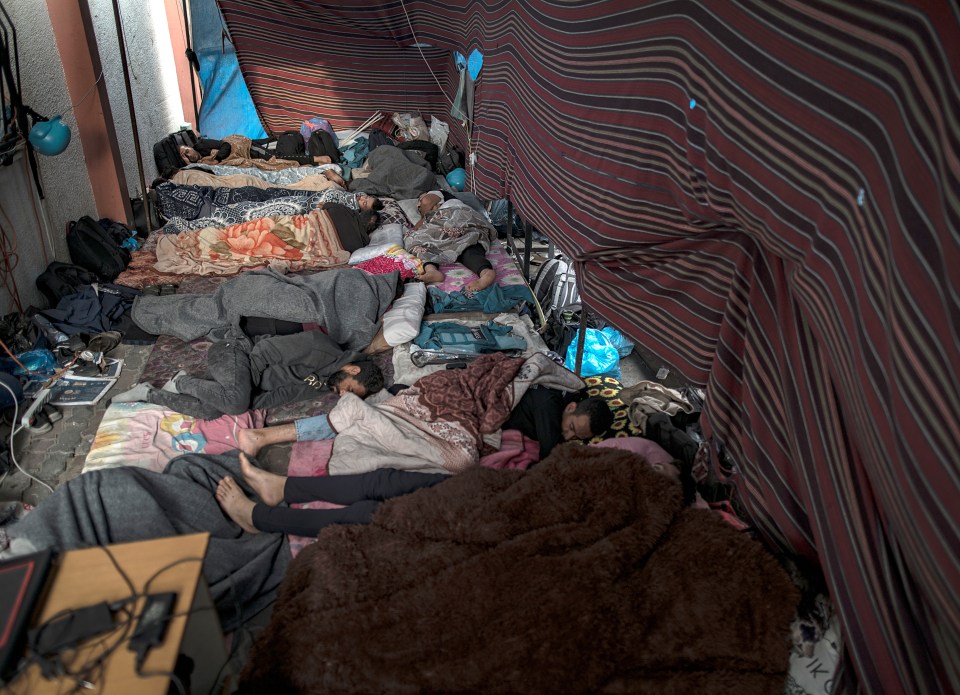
[[583, 375, 645, 442]]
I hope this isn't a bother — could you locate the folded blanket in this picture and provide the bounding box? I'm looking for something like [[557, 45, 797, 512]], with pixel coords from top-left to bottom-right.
[[238, 444, 798, 694]]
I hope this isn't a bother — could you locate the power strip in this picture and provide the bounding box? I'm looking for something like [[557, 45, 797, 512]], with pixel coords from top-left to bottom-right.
[[19, 386, 54, 431]]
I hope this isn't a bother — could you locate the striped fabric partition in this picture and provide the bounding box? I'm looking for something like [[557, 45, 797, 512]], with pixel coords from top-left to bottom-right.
[[216, 1, 959, 692]]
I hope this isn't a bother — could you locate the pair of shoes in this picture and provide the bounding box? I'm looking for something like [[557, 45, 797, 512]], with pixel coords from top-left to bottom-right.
[[142, 283, 178, 296]]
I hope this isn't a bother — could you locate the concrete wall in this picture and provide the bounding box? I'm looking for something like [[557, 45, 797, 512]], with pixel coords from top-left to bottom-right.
[[0, 0, 184, 314], [89, 0, 186, 192], [1, 0, 96, 313]]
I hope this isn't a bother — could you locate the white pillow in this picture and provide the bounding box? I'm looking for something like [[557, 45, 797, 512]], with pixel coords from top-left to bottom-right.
[[369, 223, 404, 246], [349, 243, 398, 264], [382, 282, 427, 346], [397, 199, 422, 225]]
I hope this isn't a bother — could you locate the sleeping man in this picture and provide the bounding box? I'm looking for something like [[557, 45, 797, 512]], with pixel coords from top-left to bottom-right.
[[405, 191, 498, 296], [213, 388, 615, 536], [111, 328, 385, 420]]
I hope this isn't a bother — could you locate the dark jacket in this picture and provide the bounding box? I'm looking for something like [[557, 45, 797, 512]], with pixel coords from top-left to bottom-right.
[[248, 329, 360, 410]]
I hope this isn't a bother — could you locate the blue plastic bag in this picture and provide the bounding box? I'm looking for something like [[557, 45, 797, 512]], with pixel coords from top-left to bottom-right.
[[564, 328, 621, 379], [601, 326, 635, 357], [0, 349, 57, 380]]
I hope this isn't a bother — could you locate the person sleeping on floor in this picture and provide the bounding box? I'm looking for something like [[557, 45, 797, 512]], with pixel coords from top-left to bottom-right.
[[405, 190, 498, 296], [215, 387, 616, 536], [122, 268, 408, 418]]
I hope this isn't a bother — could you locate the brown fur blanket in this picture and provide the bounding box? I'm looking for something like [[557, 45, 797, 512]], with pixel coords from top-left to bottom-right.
[[239, 445, 798, 694]]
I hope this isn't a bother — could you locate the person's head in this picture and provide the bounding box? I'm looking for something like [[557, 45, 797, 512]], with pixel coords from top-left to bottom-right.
[[417, 192, 442, 216], [358, 210, 380, 232], [561, 396, 614, 441], [357, 194, 384, 213], [179, 145, 201, 164], [327, 362, 384, 398]]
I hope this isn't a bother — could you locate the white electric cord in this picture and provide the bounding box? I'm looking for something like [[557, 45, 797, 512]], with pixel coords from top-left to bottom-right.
[[0, 379, 56, 494]]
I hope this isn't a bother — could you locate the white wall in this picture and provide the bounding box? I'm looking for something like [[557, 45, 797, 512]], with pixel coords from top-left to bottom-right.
[[0, 0, 184, 314], [1, 0, 96, 312], [89, 0, 186, 191]]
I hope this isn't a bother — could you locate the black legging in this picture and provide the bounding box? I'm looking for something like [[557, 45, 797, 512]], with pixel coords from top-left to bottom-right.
[[251, 468, 448, 536], [425, 243, 492, 275]]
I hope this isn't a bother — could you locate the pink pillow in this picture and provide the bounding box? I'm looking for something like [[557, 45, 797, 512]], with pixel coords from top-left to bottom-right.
[[590, 436, 671, 464]]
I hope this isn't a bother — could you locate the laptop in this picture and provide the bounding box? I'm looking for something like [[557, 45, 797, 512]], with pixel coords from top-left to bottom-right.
[[0, 549, 56, 682]]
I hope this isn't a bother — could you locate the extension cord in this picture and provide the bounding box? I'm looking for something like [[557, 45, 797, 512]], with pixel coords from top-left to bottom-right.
[[19, 386, 53, 431]]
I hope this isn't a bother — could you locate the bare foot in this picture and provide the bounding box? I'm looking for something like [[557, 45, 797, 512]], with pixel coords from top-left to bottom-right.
[[419, 264, 445, 284], [464, 268, 496, 297], [313, 155, 332, 165], [324, 169, 345, 186], [239, 452, 286, 507], [237, 428, 264, 458], [215, 476, 259, 534]]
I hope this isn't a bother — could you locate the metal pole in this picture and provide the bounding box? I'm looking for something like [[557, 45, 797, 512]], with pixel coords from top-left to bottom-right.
[[181, 0, 200, 128], [109, 0, 152, 234], [523, 219, 532, 281], [574, 298, 588, 375]]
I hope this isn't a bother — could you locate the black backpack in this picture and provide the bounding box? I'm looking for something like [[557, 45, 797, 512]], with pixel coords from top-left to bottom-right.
[[275, 130, 306, 159], [437, 145, 464, 175], [36, 261, 98, 307], [398, 140, 439, 172], [153, 129, 198, 176], [67, 216, 130, 282]]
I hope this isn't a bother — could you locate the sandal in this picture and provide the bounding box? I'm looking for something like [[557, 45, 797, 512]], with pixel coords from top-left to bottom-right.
[[142, 285, 161, 296], [159, 283, 178, 296]]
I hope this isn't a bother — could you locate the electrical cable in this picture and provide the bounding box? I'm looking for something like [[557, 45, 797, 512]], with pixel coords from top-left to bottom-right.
[[0, 377, 55, 493], [58, 70, 104, 119]]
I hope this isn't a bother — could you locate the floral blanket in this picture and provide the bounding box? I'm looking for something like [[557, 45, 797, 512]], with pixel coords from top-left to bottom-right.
[[326, 352, 584, 475], [83, 402, 266, 473], [154, 208, 348, 275]]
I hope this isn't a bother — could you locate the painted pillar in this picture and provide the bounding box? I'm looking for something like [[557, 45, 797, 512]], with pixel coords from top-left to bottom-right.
[[45, 0, 132, 223]]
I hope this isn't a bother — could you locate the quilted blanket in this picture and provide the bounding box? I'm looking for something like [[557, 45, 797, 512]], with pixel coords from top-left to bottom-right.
[[326, 352, 584, 474], [154, 208, 348, 275], [238, 444, 798, 694]]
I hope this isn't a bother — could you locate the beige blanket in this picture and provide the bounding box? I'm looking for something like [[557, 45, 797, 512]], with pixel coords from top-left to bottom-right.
[[170, 169, 339, 191], [154, 208, 348, 275], [326, 353, 584, 475]]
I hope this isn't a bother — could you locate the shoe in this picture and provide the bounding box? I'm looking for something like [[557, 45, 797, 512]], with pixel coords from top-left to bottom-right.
[[86, 331, 122, 354], [27, 410, 52, 435], [142, 285, 161, 296], [42, 404, 62, 424], [159, 283, 178, 296]]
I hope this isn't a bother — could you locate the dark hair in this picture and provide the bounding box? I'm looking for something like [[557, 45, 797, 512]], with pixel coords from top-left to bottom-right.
[[574, 396, 614, 436], [370, 197, 384, 212], [355, 361, 385, 395], [359, 210, 380, 232]]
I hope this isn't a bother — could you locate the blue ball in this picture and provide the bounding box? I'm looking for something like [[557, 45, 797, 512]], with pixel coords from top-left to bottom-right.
[[446, 167, 466, 192]]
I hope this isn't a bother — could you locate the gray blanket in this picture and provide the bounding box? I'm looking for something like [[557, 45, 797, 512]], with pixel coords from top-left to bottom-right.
[[3, 453, 289, 632], [132, 267, 400, 350], [349, 146, 438, 200]]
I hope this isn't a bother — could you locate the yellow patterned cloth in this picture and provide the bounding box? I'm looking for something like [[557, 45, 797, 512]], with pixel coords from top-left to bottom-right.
[[583, 375, 645, 442]]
